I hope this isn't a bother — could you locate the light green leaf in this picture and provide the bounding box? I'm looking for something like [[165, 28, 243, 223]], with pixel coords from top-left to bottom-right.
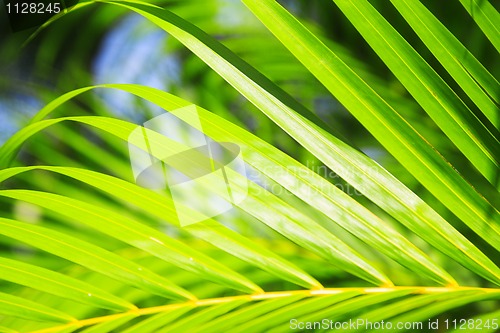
[[0, 190, 262, 294], [390, 0, 500, 126], [0, 1, 499, 330], [160, 300, 247, 333], [0, 170, 321, 291], [292, 289, 416, 331], [121, 307, 193, 333], [0, 115, 393, 286], [232, 292, 360, 333], [352, 293, 460, 332], [79, 314, 138, 333], [388, 291, 500, 331], [9, 83, 500, 286], [0, 257, 135, 311], [240, 0, 500, 262], [458, 0, 500, 52], [0, 326, 18, 333], [313, 0, 499, 183], [0, 155, 389, 286], [0, 291, 75, 323], [191, 296, 305, 333], [83, 0, 500, 258], [0, 218, 195, 301]]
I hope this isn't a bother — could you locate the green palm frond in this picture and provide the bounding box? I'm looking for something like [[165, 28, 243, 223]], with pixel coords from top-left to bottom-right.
[[0, 0, 498, 332]]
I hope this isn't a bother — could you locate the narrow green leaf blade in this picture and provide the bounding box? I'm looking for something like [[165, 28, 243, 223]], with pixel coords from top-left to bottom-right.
[[191, 296, 305, 333], [0, 257, 135, 311], [232, 292, 359, 333], [0, 218, 195, 301], [90, 0, 500, 258], [391, 0, 500, 126], [353, 293, 459, 331], [0, 291, 75, 323], [80, 314, 138, 333], [241, 0, 500, 261], [14, 167, 321, 289], [160, 300, 247, 333], [0, 113, 393, 286], [0, 163, 389, 286], [3, 83, 500, 286], [288, 289, 417, 332], [121, 307, 193, 333], [0, 190, 262, 294], [31, 84, 493, 288], [389, 291, 500, 331], [318, 0, 500, 183], [459, 0, 500, 52], [0, 326, 18, 333]]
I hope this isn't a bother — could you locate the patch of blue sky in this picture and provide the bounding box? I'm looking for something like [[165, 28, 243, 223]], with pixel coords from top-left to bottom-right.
[[93, 14, 180, 123], [0, 93, 42, 145]]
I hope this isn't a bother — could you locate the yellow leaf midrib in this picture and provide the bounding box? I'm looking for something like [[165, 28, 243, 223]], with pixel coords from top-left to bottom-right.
[[30, 286, 500, 333]]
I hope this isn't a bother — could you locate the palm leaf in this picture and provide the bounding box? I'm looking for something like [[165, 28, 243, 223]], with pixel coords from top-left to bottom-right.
[[0, 0, 499, 331]]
